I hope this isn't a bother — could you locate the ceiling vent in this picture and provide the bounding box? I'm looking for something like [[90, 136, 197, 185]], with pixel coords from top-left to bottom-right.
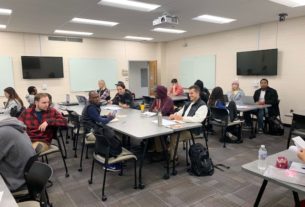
[[48, 36, 83, 43]]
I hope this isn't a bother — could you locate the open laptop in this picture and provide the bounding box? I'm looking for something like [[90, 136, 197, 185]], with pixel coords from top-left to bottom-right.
[[76, 95, 88, 105], [242, 96, 255, 105]]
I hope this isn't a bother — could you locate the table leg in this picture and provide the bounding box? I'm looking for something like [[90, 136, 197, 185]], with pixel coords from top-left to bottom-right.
[[138, 139, 148, 189], [293, 191, 300, 207], [160, 136, 170, 180], [254, 179, 268, 207], [172, 132, 180, 176]]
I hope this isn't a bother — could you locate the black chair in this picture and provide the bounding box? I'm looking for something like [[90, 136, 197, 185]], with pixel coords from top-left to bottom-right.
[[17, 161, 53, 207], [78, 126, 96, 172], [209, 107, 243, 148], [287, 113, 305, 149], [88, 133, 137, 201], [39, 127, 69, 177]]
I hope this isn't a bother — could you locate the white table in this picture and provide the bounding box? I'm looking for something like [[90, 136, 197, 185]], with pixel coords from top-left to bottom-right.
[[147, 95, 188, 103], [242, 150, 304, 207], [236, 104, 271, 112], [0, 175, 18, 207]]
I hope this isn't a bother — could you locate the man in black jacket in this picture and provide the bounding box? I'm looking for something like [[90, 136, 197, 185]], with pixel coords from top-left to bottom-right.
[[244, 79, 279, 133]]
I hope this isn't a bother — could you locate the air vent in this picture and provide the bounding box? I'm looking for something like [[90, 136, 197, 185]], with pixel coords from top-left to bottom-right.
[[48, 36, 83, 43]]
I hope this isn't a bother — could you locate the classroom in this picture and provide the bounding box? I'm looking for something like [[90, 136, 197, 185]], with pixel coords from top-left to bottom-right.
[[1, 0, 305, 206]]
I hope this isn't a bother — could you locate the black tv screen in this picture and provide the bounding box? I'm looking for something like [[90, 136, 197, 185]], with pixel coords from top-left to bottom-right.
[[21, 56, 64, 79], [237, 49, 278, 75]]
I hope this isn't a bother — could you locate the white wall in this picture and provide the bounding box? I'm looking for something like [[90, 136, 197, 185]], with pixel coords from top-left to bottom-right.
[[163, 16, 305, 124], [129, 61, 149, 98], [0, 32, 159, 104]]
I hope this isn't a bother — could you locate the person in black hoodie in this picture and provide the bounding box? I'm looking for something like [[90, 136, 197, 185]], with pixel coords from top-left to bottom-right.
[[193, 80, 210, 103]]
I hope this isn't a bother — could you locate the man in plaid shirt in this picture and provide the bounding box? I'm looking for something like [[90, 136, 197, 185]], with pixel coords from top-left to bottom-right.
[[19, 93, 67, 152]]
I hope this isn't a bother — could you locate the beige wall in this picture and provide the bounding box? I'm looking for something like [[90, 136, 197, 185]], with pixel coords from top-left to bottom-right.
[[0, 32, 159, 104], [164, 16, 305, 124]]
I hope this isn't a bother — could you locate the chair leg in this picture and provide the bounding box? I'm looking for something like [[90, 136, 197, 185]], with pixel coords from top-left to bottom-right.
[[86, 145, 89, 159], [57, 138, 69, 177], [74, 133, 78, 158], [222, 127, 226, 148], [186, 140, 190, 166], [78, 135, 85, 172], [101, 163, 108, 201], [287, 131, 293, 149], [58, 129, 67, 159], [45, 155, 49, 164], [88, 158, 95, 184], [134, 159, 137, 189]]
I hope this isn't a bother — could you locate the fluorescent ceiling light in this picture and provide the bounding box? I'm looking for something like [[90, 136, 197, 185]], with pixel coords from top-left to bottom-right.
[[152, 28, 186, 34], [124, 36, 153, 41], [269, 0, 305, 7], [0, 8, 12, 15], [0, 24, 6, 29], [193, 14, 236, 24], [71, 17, 119, 27], [98, 0, 160, 12], [54, 30, 93, 36]]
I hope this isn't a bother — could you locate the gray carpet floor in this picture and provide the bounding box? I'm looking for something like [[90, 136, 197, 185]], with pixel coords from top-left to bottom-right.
[[46, 127, 303, 207]]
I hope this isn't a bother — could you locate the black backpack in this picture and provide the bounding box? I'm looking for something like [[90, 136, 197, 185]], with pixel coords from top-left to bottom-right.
[[93, 125, 122, 157], [267, 116, 284, 136], [188, 143, 214, 176]]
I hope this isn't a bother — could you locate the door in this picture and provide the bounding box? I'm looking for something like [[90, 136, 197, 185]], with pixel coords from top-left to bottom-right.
[[149, 60, 157, 96]]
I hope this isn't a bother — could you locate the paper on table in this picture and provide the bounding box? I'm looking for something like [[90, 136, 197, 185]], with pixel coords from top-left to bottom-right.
[[236, 105, 250, 108], [292, 136, 305, 149], [152, 119, 177, 126], [110, 118, 119, 123], [289, 162, 305, 174], [142, 111, 156, 117], [0, 191, 3, 202], [102, 105, 122, 110], [264, 165, 305, 186]]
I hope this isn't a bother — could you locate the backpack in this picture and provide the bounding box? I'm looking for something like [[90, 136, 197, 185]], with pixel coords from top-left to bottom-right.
[[267, 116, 284, 136], [10, 106, 25, 117], [188, 143, 214, 176], [93, 125, 122, 157]]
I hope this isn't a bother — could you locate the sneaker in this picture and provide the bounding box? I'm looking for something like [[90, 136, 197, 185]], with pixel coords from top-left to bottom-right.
[[258, 128, 263, 134], [226, 132, 238, 141], [103, 163, 122, 172]]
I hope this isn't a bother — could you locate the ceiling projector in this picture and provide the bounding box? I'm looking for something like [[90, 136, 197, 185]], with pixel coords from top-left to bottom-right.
[[153, 15, 178, 26]]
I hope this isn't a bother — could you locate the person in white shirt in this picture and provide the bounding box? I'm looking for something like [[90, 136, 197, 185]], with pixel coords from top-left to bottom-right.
[[25, 86, 37, 107], [168, 85, 208, 160]]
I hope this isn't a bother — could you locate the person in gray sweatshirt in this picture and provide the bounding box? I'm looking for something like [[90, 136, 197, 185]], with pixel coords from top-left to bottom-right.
[[0, 117, 35, 191]]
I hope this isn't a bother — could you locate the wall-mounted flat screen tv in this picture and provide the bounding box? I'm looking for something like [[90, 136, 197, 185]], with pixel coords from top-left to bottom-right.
[[21, 56, 64, 79], [237, 49, 278, 75]]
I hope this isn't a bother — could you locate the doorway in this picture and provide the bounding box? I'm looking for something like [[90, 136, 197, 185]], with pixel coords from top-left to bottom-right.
[[129, 60, 157, 98]]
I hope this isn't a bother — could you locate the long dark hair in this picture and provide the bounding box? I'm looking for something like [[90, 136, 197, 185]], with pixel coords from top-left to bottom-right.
[[4, 87, 24, 107], [208, 86, 224, 107]]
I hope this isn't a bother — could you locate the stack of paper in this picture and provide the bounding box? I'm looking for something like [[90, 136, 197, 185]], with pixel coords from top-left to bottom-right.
[[142, 112, 156, 117]]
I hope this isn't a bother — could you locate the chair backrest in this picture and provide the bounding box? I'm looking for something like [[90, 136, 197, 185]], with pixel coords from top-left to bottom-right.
[[209, 107, 229, 124], [25, 161, 53, 201], [67, 110, 81, 127], [292, 113, 305, 130]]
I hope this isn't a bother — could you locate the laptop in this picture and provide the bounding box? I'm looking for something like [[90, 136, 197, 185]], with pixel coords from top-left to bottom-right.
[[242, 96, 255, 105], [76, 95, 88, 105]]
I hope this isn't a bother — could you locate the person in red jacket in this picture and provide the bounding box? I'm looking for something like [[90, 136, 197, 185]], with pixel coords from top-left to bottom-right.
[[168, 78, 184, 96], [19, 93, 67, 152], [150, 85, 174, 116]]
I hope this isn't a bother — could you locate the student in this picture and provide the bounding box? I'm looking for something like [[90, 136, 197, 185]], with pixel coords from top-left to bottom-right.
[[244, 78, 279, 133], [169, 85, 208, 160], [25, 86, 37, 106], [208, 86, 240, 143], [110, 82, 134, 108], [0, 117, 35, 191], [150, 85, 174, 116], [193, 79, 209, 103], [82, 91, 114, 130], [97, 80, 111, 101], [227, 80, 245, 105], [18, 93, 67, 152], [168, 78, 184, 96], [3, 87, 24, 115]]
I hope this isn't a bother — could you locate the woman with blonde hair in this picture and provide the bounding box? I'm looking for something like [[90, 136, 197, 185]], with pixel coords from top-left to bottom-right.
[[97, 80, 111, 101], [227, 80, 245, 105]]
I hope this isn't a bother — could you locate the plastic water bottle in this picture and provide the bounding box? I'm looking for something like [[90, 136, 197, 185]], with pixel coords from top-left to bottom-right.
[[258, 145, 268, 170], [66, 94, 70, 103], [157, 111, 162, 127]]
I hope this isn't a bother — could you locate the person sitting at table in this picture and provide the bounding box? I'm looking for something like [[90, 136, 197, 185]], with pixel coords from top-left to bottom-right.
[[18, 93, 67, 152], [150, 85, 174, 116], [168, 78, 184, 96], [82, 91, 115, 130], [3, 87, 24, 116], [109, 82, 134, 109], [169, 85, 208, 160], [0, 117, 35, 191], [97, 80, 111, 101], [208, 86, 241, 143], [227, 80, 245, 105], [25, 86, 37, 107], [243, 78, 279, 133], [193, 79, 210, 103]]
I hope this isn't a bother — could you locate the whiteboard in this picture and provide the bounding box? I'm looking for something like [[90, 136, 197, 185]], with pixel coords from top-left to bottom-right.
[[0, 57, 14, 94], [69, 58, 118, 92], [179, 55, 216, 90]]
